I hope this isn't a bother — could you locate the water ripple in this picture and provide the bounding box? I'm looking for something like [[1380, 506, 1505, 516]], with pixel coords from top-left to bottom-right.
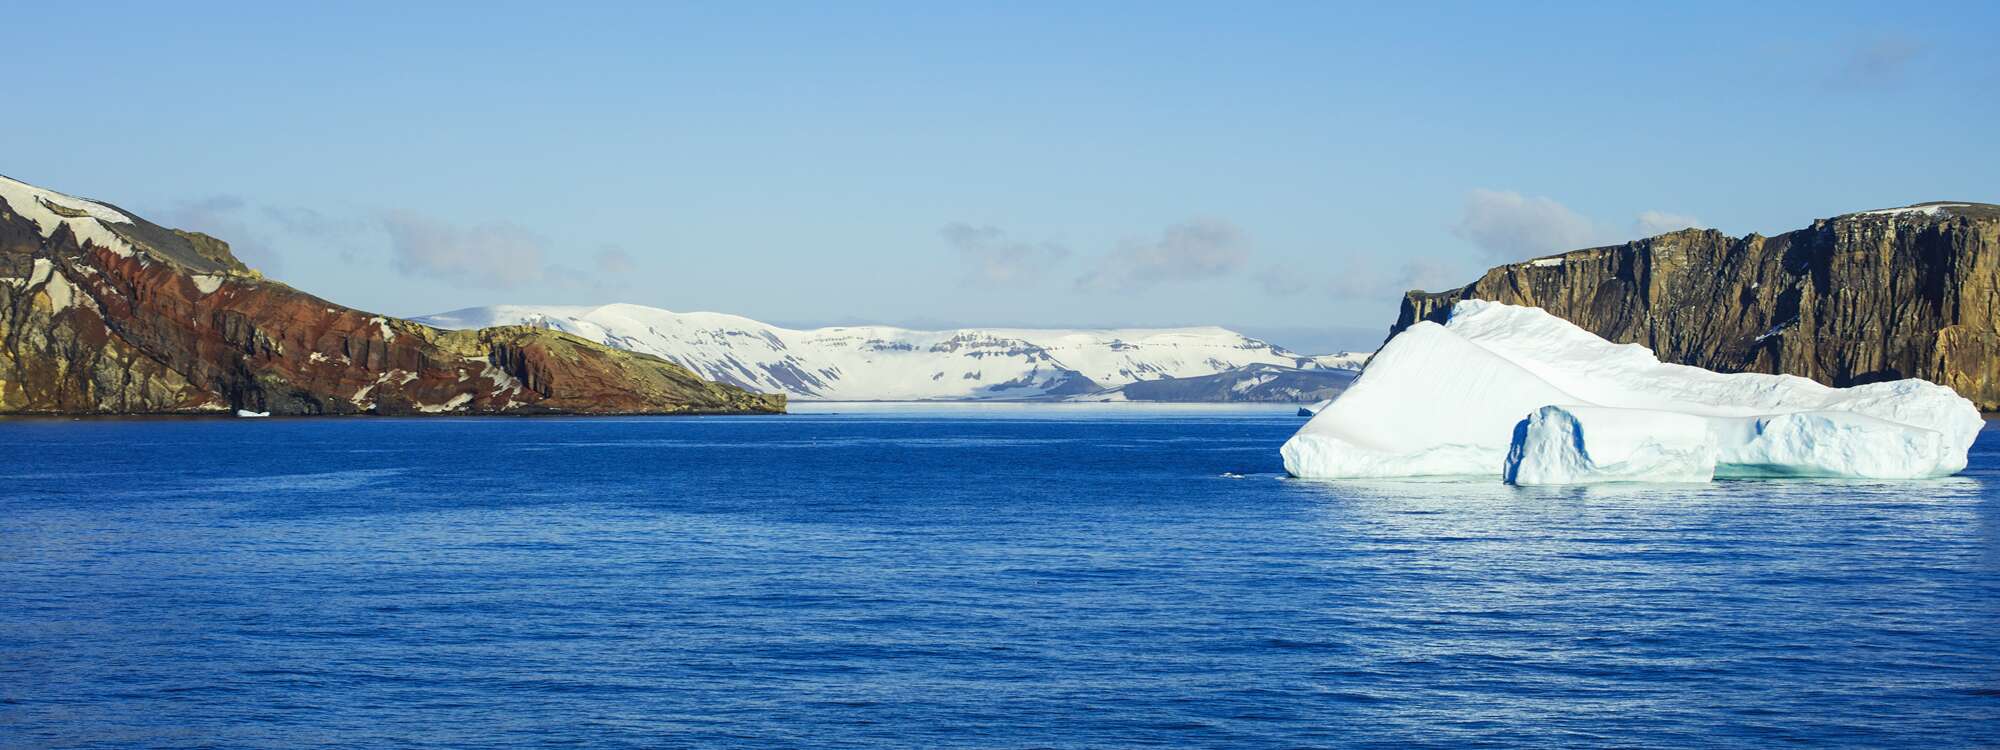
[[0, 410, 1994, 748]]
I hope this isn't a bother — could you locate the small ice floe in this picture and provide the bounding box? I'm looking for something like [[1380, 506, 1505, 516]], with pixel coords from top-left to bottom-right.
[[1219, 472, 1247, 479], [236, 409, 271, 418]]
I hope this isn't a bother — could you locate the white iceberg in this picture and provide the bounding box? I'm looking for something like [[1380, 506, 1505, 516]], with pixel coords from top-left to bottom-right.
[[1282, 300, 1982, 483], [1504, 406, 1718, 485], [235, 409, 270, 418]]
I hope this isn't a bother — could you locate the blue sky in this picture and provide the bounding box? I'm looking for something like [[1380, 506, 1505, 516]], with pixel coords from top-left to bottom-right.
[[6, 2, 1995, 351]]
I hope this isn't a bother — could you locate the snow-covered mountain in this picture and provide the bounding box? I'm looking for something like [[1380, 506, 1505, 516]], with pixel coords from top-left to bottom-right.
[[1068, 363, 1357, 403], [416, 303, 1366, 401]]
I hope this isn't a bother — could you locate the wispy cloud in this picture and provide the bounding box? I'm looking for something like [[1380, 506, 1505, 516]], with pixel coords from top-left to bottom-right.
[[155, 195, 282, 273], [941, 222, 1069, 288], [1254, 265, 1313, 296], [1329, 257, 1469, 298], [377, 212, 637, 291], [379, 211, 553, 288], [261, 204, 367, 240], [156, 195, 634, 291], [157, 196, 378, 271], [1633, 210, 1704, 236], [1830, 34, 1927, 90], [1453, 189, 1706, 260], [1078, 219, 1249, 291], [594, 247, 638, 276], [1392, 258, 1464, 293], [1452, 189, 1600, 260], [1258, 255, 1471, 303]]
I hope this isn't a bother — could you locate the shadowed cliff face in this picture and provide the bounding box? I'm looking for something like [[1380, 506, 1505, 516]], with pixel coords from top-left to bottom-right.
[[1392, 203, 2000, 411], [0, 176, 783, 416]]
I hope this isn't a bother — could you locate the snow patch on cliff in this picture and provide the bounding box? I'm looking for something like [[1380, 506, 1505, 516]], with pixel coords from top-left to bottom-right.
[[480, 360, 523, 396], [419, 393, 473, 413], [27, 259, 85, 310], [0, 175, 136, 258], [1858, 203, 1967, 217]]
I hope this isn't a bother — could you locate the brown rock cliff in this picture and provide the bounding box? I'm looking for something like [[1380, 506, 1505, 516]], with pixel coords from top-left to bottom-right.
[[1392, 202, 2000, 411], [0, 175, 783, 416]]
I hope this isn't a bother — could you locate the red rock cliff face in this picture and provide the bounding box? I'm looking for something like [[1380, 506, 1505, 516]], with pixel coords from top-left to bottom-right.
[[0, 175, 783, 416], [1391, 202, 2000, 411]]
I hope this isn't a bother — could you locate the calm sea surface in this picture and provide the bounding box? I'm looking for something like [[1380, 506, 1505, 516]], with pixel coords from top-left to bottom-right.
[[1, 404, 1996, 748]]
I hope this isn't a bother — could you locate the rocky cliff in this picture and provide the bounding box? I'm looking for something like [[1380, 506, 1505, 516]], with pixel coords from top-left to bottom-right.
[[1392, 202, 2000, 411], [0, 174, 783, 415]]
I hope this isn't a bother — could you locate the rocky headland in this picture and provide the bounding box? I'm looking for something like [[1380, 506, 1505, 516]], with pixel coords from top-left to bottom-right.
[[0, 175, 783, 416]]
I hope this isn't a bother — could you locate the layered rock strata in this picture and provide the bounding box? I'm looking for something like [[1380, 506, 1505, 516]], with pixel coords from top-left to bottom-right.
[[1395, 203, 2000, 411]]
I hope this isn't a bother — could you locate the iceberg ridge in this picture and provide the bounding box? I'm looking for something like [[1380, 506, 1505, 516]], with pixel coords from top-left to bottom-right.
[[1283, 301, 1982, 484]]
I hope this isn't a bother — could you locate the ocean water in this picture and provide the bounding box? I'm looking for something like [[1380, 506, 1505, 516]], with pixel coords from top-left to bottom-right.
[[1, 404, 1996, 748]]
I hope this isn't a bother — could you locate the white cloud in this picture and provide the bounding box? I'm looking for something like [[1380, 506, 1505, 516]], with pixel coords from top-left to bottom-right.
[[380, 211, 551, 288], [1393, 258, 1465, 293], [1254, 265, 1312, 296], [595, 247, 638, 276], [1453, 189, 1715, 259], [1078, 219, 1248, 291], [1329, 257, 1468, 298], [1452, 189, 1600, 260], [161, 198, 640, 289], [941, 222, 1069, 288], [261, 204, 366, 240], [1634, 210, 1704, 236], [155, 195, 282, 273]]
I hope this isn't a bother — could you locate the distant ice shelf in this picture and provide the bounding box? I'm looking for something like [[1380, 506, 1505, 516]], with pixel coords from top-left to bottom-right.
[[1281, 300, 1982, 484]]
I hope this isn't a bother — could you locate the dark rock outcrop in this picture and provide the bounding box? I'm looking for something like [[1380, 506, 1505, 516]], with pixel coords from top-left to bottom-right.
[[1391, 202, 2000, 411], [0, 174, 783, 416]]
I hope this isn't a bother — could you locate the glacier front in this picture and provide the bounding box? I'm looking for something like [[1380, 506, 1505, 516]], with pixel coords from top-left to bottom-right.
[[1282, 301, 1982, 483]]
